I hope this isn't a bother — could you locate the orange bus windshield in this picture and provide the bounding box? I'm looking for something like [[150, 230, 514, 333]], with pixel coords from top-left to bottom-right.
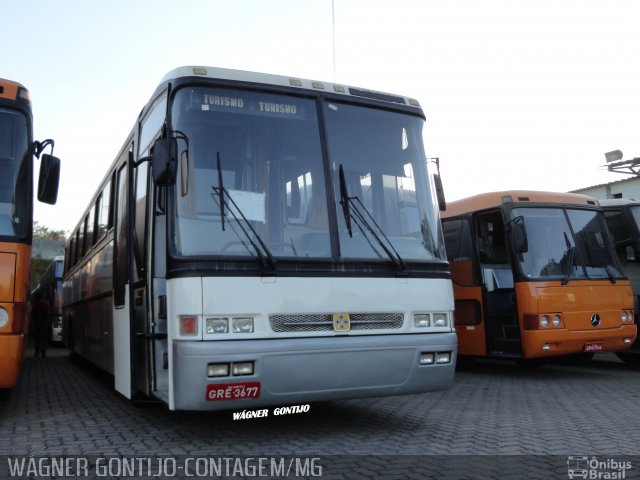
[[512, 207, 623, 283], [0, 107, 31, 239]]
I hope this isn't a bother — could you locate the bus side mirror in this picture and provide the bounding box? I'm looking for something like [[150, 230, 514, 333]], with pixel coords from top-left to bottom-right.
[[151, 138, 177, 186], [512, 222, 528, 253], [37, 154, 61, 205], [434, 174, 446, 212]]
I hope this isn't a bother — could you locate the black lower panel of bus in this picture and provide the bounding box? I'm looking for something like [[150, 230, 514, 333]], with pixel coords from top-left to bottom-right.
[[485, 289, 521, 356]]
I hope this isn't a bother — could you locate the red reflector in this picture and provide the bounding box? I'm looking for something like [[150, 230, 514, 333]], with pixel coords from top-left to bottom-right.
[[179, 316, 198, 335], [523, 314, 539, 330]]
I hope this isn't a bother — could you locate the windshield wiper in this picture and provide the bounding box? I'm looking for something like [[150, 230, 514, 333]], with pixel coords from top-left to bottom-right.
[[212, 152, 276, 271], [603, 265, 616, 284], [338, 165, 405, 272], [577, 231, 616, 284], [561, 232, 576, 286]]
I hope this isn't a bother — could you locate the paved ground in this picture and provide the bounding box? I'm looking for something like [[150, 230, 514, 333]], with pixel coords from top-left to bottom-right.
[[1, 344, 639, 479]]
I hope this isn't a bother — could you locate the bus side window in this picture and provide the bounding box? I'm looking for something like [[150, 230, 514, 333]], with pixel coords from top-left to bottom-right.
[[442, 218, 477, 286], [476, 212, 508, 264], [133, 161, 149, 279], [603, 209, 635, 261]]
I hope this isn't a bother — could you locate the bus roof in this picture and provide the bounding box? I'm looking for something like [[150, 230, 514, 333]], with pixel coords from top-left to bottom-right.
[[0, 78, 30, 103], [442, 190, 599, 218], [160, 66, 422, 110], [599, 198, 640, 207]]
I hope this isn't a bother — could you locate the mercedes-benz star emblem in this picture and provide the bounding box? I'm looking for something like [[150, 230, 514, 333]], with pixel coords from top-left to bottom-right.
[[591, 314, 601, 327]]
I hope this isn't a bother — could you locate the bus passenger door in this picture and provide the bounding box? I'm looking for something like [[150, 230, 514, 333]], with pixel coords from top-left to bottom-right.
[[442, 218, 486, 356], [132, 93, 168, 400], [475, 211, 521, 356], [131, 160, 152, 397]]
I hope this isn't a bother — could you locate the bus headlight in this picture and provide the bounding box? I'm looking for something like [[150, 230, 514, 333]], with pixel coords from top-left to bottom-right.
[[232, 362, 254, 375], [551, 315, 562, 327], [433, 313, 448, 327], [207, 363, 230, 377], [414, 314, 430, 328], [206, 318, 228, 334], [540, 316, 549, 328], [0, 307, 8, 328], [232, 317, 254, 333], [621, 310, 634, 324]]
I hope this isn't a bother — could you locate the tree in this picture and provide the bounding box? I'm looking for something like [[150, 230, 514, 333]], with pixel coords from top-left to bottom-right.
[[33, 222, 67, 241]]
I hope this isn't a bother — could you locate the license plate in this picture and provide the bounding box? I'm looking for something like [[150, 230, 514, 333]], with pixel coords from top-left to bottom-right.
[[206, 382, 261, 401], [584, 343, 603, 352]]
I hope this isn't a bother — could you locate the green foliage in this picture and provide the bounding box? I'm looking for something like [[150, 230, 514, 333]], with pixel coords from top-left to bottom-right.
[[33, 221, 67, 241]]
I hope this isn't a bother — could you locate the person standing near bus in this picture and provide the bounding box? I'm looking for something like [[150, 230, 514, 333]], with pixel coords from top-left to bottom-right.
[[31, 292, 51, 357]]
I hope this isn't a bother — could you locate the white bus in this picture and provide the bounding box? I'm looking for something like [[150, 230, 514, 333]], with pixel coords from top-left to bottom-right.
[[62, 66, 456, 411], [600, 198, 640, 364]]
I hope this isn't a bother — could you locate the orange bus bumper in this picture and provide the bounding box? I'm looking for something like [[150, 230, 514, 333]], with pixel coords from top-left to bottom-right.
[[522, 325, 637, 358], [0, 334, 25, 389]]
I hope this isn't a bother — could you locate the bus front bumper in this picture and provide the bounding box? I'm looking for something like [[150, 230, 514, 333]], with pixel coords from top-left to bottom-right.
[[0, 334, 24, 389], [170, 333, 457, 411], [522, 325, 637, 358]]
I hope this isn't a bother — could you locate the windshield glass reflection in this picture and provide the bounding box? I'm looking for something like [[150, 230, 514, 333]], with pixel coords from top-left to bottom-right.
[[514, 207, 622, 281], [0, 108, 29, 238]]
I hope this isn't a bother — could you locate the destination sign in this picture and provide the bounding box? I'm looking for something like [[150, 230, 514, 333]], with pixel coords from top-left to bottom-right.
[[196, 91, 307, 119]]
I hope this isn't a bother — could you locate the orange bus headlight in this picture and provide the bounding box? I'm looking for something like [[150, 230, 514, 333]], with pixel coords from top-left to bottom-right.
[[0, 307, 8, 328], [523, 313, 564, 330], [621, 310, 634, 324]]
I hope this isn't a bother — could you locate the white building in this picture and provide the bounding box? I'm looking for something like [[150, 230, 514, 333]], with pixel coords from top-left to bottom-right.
[[572, 176, 640, 201]]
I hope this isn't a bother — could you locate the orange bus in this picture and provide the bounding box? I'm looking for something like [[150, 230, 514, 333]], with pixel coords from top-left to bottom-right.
[[0, 78, 60, 398], [441, 191, 637, 361]]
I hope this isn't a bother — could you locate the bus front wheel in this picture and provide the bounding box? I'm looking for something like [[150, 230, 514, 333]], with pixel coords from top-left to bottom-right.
[[616, 351, 640, 366]]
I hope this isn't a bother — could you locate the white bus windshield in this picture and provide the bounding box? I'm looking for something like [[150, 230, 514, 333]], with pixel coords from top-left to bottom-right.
[[514, 207, 622, 281], [170, 87, 446, 263], [0, 108, 29, 238]]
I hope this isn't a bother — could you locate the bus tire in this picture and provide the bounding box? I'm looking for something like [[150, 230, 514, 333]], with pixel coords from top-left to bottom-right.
[[616, 351, 640, 366], [455, 356, 476, 369]]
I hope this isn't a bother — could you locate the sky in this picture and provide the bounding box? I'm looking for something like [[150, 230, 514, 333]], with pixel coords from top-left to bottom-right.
[[3, 0, 640, 233]]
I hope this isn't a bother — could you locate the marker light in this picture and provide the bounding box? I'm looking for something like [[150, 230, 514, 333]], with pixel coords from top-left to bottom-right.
[[206, 318, 228, 334], [420, 353, 435, 365], [414, 314, 430, 328], [179, 315, 198, 336], [624, 338, 632, 344], [542, 344, 551, 351], [433, 313, 448, 327], [232, 362, 254, 376], [0, 307, 8, 328], [232, 317, 254, 333], [207, 363, 230, 377]]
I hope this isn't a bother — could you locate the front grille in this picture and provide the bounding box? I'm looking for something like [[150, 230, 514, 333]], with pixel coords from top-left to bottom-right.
[[269, 313, 404, 332]]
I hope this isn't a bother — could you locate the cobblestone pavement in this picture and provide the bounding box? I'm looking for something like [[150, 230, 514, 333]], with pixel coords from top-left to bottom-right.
[[1, 344, 639, 479]]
